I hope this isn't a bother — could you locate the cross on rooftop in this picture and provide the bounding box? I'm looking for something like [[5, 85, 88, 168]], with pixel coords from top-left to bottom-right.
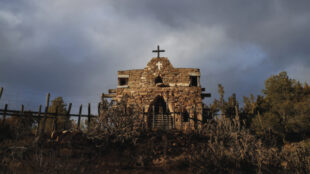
[[152, 45, 165, 58]]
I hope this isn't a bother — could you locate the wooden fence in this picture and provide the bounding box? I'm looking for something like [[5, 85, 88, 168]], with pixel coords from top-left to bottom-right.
[[0, 87, 99, 134]]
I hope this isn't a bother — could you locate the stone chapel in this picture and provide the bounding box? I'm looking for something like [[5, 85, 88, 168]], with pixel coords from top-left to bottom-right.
[[102, 46, 210, 131]]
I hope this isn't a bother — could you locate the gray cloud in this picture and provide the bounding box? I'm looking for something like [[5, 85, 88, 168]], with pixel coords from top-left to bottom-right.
[[0, 0, 309, 107]]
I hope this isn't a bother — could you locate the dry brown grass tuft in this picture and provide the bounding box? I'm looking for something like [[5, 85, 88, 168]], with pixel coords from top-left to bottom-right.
[[188, 116, 310, 173]]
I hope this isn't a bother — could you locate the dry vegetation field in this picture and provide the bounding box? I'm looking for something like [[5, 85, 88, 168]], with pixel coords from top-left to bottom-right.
[[0, 111, 309, 174]]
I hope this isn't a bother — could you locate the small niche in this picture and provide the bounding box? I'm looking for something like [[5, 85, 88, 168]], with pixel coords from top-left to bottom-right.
[[155, 76, 163, 84], [190, 76, 198, 87], [118, 77, 128, 86]]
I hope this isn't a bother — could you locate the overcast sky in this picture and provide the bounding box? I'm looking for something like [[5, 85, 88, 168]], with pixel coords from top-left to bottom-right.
[[0, 0, 310, 108]]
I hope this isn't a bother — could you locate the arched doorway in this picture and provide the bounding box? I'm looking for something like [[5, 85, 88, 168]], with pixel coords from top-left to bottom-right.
[[148, 96, 172, 129], [155, 75, 163, 84]]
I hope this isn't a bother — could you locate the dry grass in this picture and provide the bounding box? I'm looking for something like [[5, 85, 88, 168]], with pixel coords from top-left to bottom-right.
[[0, 107, 309, 174], [189, 116, 310, 173]]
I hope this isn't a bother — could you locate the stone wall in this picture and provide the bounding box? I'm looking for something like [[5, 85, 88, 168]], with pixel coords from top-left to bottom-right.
[[103, 57, 208, 131]]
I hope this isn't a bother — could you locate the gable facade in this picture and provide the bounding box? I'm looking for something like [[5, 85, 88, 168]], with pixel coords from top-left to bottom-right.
[[102, 57, 210, 131]]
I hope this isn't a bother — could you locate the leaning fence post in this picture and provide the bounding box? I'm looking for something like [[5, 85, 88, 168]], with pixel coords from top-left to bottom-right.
[[46, 93, 50, 108], [77, 104, 82, 130], [64, 103, 72, 130], [2, 104, 8, 125], [0, 87, 3, 100], [87, 103, 91, 131]]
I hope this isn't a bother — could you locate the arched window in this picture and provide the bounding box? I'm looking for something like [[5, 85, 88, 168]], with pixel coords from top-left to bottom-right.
[[155, 76, 163, 84]]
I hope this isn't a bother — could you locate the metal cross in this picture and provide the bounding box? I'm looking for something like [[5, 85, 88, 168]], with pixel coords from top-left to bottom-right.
[[152, 45, 165, 58]]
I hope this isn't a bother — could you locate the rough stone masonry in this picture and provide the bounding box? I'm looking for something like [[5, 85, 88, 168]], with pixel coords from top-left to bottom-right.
[[101, 47, 211, 131]]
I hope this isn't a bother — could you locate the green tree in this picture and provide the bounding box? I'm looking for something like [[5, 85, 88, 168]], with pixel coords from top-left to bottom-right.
[[251, 71, 310, 142], [41, 97, 72, 134]]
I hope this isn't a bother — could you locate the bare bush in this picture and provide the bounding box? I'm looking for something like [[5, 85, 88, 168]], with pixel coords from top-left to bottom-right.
[[188, 116, 310, 173], [87, 99, 146, 144]]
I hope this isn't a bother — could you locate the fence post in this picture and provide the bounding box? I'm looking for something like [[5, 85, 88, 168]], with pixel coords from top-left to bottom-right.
[[77, 104, 82, 130], [2, 104, 8, 125], [87, 103, 91, 132], [40, 92, 50, 135], [0, 87, 3, 100], [36, 105, 42, 136], [41, 106, 48, 135], [46, 93, 50, 108], [64, 103, 72, 130], [20, 104, 24, 118]]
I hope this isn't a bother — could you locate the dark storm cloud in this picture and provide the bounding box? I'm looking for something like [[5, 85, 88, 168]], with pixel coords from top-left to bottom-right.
[[109, 0, 310, 97], [115, 0, 310, 64], [0, 0, 309, 106]]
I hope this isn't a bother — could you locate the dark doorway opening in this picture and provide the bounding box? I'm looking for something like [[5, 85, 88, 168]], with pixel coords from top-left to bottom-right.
[[148, 96, 172, 129]]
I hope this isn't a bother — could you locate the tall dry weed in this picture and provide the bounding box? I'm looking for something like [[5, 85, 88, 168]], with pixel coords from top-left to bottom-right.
[[189, 116, 310, 173]]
